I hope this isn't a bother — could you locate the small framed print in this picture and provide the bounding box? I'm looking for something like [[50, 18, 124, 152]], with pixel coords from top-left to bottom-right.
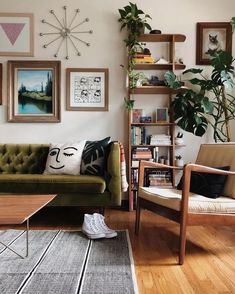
[[66, 68, 108, 111], [0, 13, 34, 56], [196, 22, 232, 65], [155, 107, 168, 122], [7, 60, 61, 123]]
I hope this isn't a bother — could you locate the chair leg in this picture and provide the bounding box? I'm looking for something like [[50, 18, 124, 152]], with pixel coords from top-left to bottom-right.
[[179, 216, 187, 265], [135, 197, 141, 235]]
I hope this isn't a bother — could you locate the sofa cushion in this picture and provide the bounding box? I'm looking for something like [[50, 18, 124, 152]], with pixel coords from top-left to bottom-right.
[[139, 187, 235, 214], [44, 141, 86, 175], [0, 174, 106, 194], [81, 137, 110, 175], [177, 166, 230, 198], [0, 144, 49, 174]]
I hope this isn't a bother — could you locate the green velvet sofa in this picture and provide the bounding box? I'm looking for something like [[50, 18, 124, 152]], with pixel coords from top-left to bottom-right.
[[0, 143, 122, 207]]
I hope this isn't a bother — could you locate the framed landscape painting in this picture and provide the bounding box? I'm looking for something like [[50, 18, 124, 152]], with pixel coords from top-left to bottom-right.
[[7, 60, 61, 122], [0, 13, 34, 56], [196, 22, 232, 65], [66, 68, 109, 111]]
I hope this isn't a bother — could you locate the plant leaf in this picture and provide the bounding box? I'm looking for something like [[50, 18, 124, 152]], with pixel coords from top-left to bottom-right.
[[183, 68, 203, 74]]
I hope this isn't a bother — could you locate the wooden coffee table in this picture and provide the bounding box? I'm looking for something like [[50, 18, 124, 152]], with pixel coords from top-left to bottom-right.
[[0, 194, 56, 258]]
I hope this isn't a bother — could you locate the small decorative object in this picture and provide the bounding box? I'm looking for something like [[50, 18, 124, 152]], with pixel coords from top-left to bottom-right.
[[66, 68, 108, 111], [148, 75, 166, 86], [155, 108, 168, 122], [156, 57, 169, 64], [196, 22, 232, 65], [175, 132, 184, 145], [140, 116, 152, 123], [40, 6, 93, 59], [7, 60, 61, 123], [175, 155, 184, 167], [150, 29, 161, 34], [0, 13, 34, 56]]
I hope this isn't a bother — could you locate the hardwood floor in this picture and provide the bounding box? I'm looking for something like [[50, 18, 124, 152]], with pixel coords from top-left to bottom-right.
[[4, 207, 235, 294]]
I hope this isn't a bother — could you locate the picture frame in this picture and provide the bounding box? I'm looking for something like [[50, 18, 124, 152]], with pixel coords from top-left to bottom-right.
[[66, 68, 108, 111], [155, 107, 168, 122], [0, 13, 34, 56], [0, 63, 2, 105], [7, 60, 61, 123], [196, 22, 232, 65]]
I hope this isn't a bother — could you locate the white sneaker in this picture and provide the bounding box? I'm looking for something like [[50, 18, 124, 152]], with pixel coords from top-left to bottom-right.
[[93, 213, 117, 238], [82, 214, 106, 239]]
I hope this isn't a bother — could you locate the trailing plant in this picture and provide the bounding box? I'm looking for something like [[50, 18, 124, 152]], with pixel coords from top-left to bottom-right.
[[165, 50, 235, 142], [118, 2, 152, 109], [124, 97, 135, 109]]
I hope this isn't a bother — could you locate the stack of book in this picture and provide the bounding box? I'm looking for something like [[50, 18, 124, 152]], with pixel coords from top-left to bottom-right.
[[150, 134, 171, 146], [132, 147, 152, 160], [144, 169, 172, 187], [133, 52, 155, 64]]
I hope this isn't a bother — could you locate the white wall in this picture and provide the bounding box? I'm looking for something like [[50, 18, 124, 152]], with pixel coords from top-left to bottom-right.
[[0, 0, 235, 164]]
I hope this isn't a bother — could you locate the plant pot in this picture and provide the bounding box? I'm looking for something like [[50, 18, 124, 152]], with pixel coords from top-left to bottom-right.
[[176, 159, 184, 167]]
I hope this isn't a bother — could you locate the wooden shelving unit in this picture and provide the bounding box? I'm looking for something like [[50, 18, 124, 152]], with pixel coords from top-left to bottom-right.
[[127, 34, 186, 211]]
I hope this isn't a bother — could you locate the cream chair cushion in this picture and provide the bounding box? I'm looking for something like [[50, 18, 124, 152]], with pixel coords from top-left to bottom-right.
[[140, 187, 235, 214], [196, 143, 235, 198]]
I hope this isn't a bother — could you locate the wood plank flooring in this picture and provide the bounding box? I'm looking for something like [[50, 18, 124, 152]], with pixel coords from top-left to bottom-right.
[[3, 207, 235, 294]]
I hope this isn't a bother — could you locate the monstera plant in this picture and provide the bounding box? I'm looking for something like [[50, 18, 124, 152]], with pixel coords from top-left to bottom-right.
[[165, 50, 235, 142]]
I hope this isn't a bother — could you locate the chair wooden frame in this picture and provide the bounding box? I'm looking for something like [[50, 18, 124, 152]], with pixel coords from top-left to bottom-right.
[[135, 160, 235, 265]]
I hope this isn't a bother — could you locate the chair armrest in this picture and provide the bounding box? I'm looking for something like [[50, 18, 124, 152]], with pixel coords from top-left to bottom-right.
[[181, 163, 235, 214], [138, 160, 180, 188], [106, 142, 122, 206]]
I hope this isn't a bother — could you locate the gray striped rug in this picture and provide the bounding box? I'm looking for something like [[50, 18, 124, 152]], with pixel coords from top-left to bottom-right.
[[0, 230, 138, 294]]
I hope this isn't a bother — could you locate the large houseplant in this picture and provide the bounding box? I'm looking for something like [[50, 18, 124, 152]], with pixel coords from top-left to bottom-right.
[[165, 50, 235, 142]]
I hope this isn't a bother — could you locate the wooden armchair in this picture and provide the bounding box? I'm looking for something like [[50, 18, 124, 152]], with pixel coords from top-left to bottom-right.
[[135, 143, 235, 264]]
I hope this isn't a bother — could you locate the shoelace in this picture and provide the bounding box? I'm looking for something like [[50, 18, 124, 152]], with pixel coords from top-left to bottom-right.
[[97, 217, 112, 231]]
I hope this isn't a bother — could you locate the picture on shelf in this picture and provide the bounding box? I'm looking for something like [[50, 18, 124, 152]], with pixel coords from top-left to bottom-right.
[[155, 107, 169, 122], [132, 109, 144, 123]]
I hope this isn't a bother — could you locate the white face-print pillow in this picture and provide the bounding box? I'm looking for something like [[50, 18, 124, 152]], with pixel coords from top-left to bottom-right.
[[44, 141, 86, 175]]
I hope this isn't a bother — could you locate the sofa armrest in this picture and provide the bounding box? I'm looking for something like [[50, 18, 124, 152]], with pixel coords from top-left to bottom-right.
[[106, 142, 122, 206]]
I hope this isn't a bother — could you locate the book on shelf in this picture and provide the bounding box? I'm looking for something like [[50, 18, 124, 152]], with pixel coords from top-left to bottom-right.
[[131, 126, 148, 145], [132, 146, 153, 159]]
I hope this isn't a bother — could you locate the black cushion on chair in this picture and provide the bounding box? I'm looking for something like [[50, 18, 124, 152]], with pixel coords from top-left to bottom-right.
[[177, 166, 230, 198]]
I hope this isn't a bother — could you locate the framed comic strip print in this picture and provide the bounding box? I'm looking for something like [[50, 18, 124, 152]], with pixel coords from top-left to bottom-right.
[[66, 68, 108, 111]]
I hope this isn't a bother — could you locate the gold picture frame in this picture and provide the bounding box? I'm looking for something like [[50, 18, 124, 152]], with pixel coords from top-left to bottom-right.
[[66, 68, 109, 111], [0, 13, 34, 56], [7, 60, 61, 123]]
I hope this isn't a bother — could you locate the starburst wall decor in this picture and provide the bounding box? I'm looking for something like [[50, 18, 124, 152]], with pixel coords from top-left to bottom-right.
[[40, 6, 93, 59]]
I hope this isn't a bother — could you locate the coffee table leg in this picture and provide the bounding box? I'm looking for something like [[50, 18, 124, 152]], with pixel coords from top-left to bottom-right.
[[26, 219, 29, 257], [0, 219, 29, 259]]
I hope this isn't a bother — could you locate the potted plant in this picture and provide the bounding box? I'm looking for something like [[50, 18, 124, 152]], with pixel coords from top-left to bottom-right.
[[175, 155, 184, 167], [164, 50, 235, 142], [118, 2, 152, 109]]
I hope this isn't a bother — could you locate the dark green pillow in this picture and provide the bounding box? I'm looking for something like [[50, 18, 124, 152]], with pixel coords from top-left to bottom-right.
[[177, 166, 230, 198], [81, 137, 111, 175]]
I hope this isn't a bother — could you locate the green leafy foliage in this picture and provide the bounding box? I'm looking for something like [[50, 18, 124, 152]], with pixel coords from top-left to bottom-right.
[[165, 50, 235, 142], [231, 17, 235, 32], [118, 2, 152, 48]]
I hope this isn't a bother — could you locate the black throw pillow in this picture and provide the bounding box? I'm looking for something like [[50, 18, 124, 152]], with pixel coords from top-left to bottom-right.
[[81, 137, 111, 175], [177, 166, 230, 198]]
